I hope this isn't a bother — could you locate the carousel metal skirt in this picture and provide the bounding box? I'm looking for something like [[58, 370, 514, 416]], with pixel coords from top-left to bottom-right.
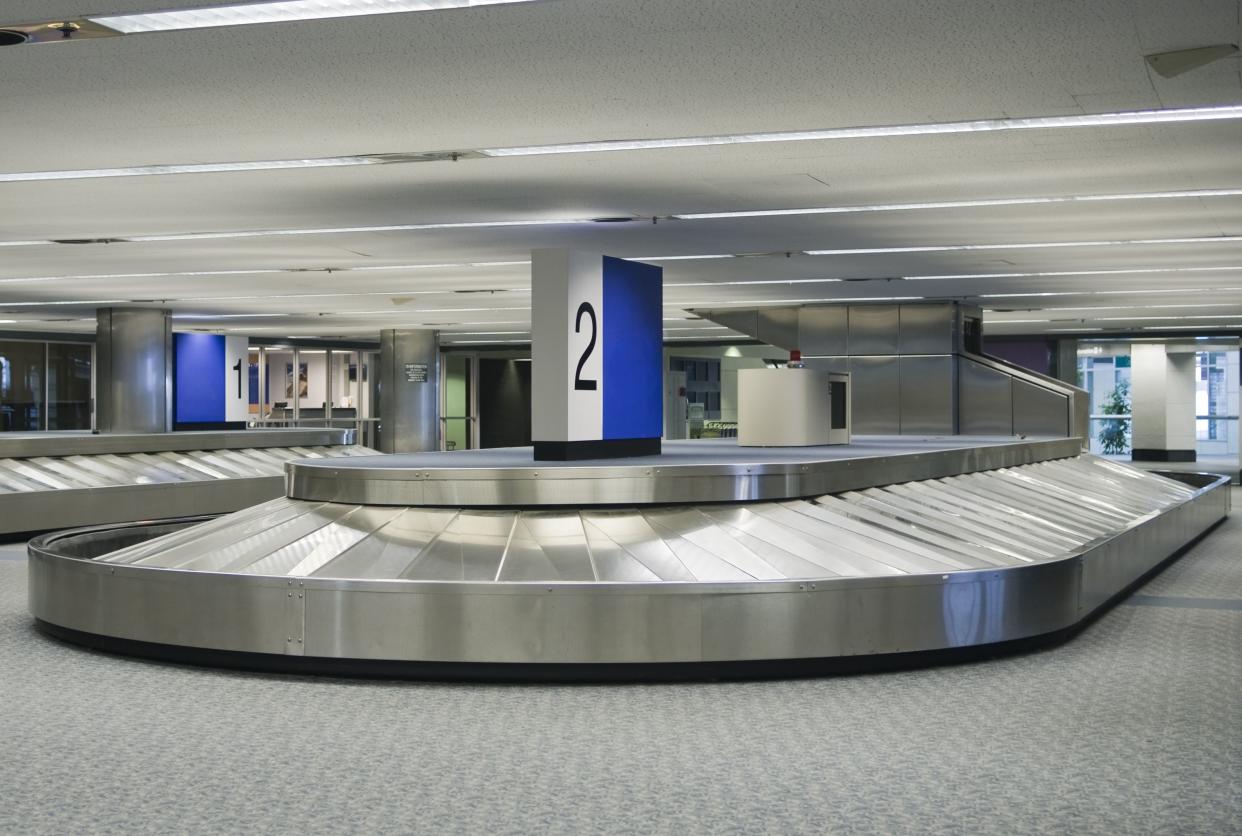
[[27, 437, 1231, 680]]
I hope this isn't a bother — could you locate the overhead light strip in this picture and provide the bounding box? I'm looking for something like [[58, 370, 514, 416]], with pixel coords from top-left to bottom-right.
[[905, 265, 1242, 281], [674, 188, 1242, 220], [0, 261, 531, 285], [2, 188, 1237, 247], [806, 235, 1242, 255], [5, 103, 1242, 182], [979, 286, 1242, 298], [479, 104, 1242, 156], [90, 0, 546, 34]]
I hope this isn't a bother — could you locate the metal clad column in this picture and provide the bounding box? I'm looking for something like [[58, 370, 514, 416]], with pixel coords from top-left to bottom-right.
[[379, 329, 440, 453], [96, 307, 172, 433], [1131, 343, 1197, 462]]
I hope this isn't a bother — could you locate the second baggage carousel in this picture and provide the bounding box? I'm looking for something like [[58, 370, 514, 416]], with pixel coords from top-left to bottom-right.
[[28, 435, 1230, 680]]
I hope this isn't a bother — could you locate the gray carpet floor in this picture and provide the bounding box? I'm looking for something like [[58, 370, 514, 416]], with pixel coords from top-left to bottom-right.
[[0, 496, 1239, 836]]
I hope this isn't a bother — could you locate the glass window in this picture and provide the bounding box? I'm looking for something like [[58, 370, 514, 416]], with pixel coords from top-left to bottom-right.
[[0, 340, 44, 432], [47, 343, 91, 430], [1195, 350, 1239, 458], [1078, 351, 1131, 455]]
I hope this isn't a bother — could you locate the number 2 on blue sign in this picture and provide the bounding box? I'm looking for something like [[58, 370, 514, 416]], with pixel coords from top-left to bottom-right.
[[574, 301, 598, 391]]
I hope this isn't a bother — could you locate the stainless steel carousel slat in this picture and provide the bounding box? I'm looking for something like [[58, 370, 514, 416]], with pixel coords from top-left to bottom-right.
[[886, 481, 1087, 551], [502, 513, 597, 582], [810, 494, 1021, 568], [582, 512, 698, 581], [933, 475, 1113, 540], [786, 499, 982, 571], [694, 506, 854, 578], [314, 508, 459, 580], [644, 508, 785, 580], [839, 490, 1046, 562], [98, 498, 296, 565], [406, 511, 516, 581], [997, 466, 1140, 520]]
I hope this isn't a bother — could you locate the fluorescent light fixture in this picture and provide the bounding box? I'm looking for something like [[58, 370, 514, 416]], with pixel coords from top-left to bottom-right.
[[805, 235, 1242, 256], [0, 299, 128, 307], [673, 188, 1242, 220], [442, 339, 532, 345], [0, 260, 530, 285], [0, 156, 386, 183], [986, 319, 1053, 324], [1141, 325, 1239, 330], [481, 105, 1242, 156], [673, 296, 924, 306], [905, 265, 1242, 281], [1046, 328, 1104, 332], [666, 278, 844, 288], [172, 313, 288, 319], [1096, 314, 1242, 321], [125, 219, 594, 242], [0, 240, 56, 247], [635, 254, 736, 262], [91, 0, 543, 34]]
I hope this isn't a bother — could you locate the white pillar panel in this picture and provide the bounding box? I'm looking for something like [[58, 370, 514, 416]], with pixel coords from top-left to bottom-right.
[[224, 336, 249, 422], [1131, 343, 1197, 461]]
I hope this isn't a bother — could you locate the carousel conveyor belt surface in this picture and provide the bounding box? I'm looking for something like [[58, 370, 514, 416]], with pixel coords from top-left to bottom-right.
[[27, 436, 1230, 680], [0, 428, 376, 534]]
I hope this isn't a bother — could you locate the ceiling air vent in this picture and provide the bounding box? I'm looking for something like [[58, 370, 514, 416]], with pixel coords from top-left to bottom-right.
[[0, 29, 28, 46]]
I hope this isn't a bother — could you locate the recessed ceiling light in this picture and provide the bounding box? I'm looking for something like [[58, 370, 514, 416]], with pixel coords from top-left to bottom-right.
[[89, 0, 547, 34], [674, 188, 1242, 220], [479, 104, 1242, 156]]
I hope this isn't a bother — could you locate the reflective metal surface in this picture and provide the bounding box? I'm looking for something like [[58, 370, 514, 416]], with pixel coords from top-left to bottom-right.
[[378, 329, 440, 454], [0, 427, 357, 459], [0, 433, 375, 534], [958, 357, 1014, 435], [899, 355, 955, 434], [96, 307, 172, 434], [28, 456, 1229, 671], [286, 436, 1083, 507], [693, 301, 1089, 444]]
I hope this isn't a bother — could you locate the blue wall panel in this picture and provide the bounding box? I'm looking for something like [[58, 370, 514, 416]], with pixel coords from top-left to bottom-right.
[[174, 333, 225, 424], [601, 256, 663, 440]]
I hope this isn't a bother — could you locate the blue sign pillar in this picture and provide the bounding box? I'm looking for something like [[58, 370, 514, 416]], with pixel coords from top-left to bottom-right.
[[173, 333, 250, 430], [531, 249, 663, 460]]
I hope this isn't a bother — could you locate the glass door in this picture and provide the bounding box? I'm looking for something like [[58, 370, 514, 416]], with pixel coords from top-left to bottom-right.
[[441, 352, 477, 451]]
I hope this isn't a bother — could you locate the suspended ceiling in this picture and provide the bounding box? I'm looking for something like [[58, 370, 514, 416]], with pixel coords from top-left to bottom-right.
[[1, 0, 1240, 343]]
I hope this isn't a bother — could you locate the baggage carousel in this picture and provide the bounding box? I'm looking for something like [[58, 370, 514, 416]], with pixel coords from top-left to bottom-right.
[[28, 436, 1229, 680], [0, 428, 375, 535]]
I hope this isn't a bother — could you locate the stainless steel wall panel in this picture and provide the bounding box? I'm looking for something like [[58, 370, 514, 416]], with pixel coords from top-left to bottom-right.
[[847, 306, 900, 355], [848, 356, 901, 434], [379, 329, 440, 454], [96, 307, 172, 434], [898, 304, 956, 355], [899, 355, 955, 434], [958, 358, 1013, 435], [755, 307, 800, 350], [1012, 379, 1069, 437], [796, 306, 849, 356]]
